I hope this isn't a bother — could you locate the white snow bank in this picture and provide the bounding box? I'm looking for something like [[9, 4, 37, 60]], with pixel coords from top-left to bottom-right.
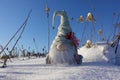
[[1, 57, 120, 80], [78, 42, 107, 62], [78, 42, 120, 64], [0, 42, 120, 80], [104, 44, 120, 64]]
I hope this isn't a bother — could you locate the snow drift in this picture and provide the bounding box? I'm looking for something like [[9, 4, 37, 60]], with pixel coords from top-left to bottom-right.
[[0, 42, 120, 80], [78, 42, 120, 65]]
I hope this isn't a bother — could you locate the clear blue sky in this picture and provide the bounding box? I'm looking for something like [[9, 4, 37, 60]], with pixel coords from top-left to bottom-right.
[[0, 0, 120, 52]]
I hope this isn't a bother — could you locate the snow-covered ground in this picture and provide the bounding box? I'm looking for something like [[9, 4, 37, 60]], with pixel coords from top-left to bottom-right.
[[0, 43, 120, 80]]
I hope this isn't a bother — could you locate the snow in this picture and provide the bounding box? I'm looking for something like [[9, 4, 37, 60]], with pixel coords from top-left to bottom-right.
[[78, 43, 106, 62], [0, 43, 120, 80]]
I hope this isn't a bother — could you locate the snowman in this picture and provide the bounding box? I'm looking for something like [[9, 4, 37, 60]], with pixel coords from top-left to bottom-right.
[[46, 10, 83, 64]]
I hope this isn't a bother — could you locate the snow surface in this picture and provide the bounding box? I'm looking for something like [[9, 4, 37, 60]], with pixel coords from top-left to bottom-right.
[[0, 43, 120, 80]]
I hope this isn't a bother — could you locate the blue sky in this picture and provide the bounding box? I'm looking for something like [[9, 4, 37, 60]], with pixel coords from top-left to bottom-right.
[[0, 0, 120, 52]]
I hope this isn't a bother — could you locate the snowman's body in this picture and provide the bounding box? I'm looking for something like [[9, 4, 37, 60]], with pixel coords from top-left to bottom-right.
[[46, 11, 82, 64]]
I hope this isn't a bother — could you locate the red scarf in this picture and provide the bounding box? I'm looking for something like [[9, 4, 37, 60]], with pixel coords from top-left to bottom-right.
[[66, 32, 80, 47]]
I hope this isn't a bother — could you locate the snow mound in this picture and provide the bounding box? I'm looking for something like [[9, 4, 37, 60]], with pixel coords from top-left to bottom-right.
[[78, 43, 107, 62], [0, 43, 120, 80], [78, 42, 120, 64], [104, 44, 120, 64]]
